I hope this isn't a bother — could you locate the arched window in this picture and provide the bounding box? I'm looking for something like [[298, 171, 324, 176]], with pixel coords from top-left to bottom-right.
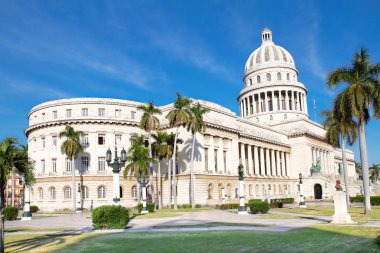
[[249, 184, 253, 196], [262, 184, 266, 196], [120, 186, 123, 198], [98, 186, 106, 199], [266, 73, 271, 82], [255, 184, 259, 196], [287, 184, 291, 194], [208, 184, 214, 199], [279, 185, 283, 194], [277, 72, 281, 80], [63, 186, 71, 199], [257, 75, 261, 83], [218, 184, 223, 200], [234, 188, 238, 198], [49, 187, 56, 200], [82, 186, 89, 199], [273, 184, 277, 195], [227, 184, 231, 199], [287, 73, 290, 81], [249, 79, 252, 86], [38, 187, 43, 200], [132, 185, 137, 199]]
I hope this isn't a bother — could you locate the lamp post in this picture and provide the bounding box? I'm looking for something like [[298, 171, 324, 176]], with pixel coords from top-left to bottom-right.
[[137, 173, 149, 214], [268, 184, 272, 203], [76, 183, 81, 213], [20, 174, 32, 221], [299, 173, 306, 208], [106, 147, 127, 205], [238, 164, 247, 215]]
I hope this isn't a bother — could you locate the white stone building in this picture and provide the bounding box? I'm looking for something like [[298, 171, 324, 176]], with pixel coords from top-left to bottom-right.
[[26, 28, 360, 211]]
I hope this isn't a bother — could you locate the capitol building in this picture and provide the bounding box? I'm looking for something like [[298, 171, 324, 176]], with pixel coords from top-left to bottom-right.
[[26, 28, 360, 211]]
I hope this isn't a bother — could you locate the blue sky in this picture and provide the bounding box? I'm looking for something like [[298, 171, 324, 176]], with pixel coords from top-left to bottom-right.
[[0, 0, 379, 164]]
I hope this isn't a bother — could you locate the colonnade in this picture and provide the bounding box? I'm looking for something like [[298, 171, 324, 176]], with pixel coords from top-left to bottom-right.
[[239, 89, 307, 117], [204, 135, 232, 174], [239, 143, 289, 177], [311, 147, 330, 175]]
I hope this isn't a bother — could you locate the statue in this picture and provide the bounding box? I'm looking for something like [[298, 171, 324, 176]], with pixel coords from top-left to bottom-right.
[[338, 163, 343, 175], [310, 158, 321, 176], [238, 164, 244, 181], [335, 179, 343, 191]]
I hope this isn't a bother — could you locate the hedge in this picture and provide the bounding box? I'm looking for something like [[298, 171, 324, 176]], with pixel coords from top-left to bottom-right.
[[219, 203, 240, 210], [92, 205, 130, 229], [5, 206, 19, 221], [30, 205, 39, 213], [248, 199, 269, 214], [137, 203, 155, 213], [270, 198, 295, 208], [350, 195, 380, 206]]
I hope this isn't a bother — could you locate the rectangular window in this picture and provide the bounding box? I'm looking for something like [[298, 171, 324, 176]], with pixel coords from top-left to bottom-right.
[[115, 134, 122, 146], [223, 150, 227, 173], [81, 108, 88, 117], [214, 149, 218, 172], [81, 156, 89, 171], [115, 109, 121, 118], [98, 157, 106, 171], [204, 148, 209, 171], [42, 113, 45, 121], [42, 137, 46, 149], [66, 109, 72, 118], [98, 134, 105, 145], [41, 159, 45, 174], [52, 136, 57, 148], [53, 110, 57, 119], [98, 108, 105, 117], [81, 134, 89, 145], [65, 158, 72, 172], [131, 111, 136, 119], [52, 158, 57, 173]]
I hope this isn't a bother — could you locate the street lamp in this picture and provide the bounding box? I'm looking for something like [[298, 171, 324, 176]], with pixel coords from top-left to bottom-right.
[[299, 173, 306, 208], [268, 184, 272, 203], [137, 172, 149, 214], [238, 164, 247, 215], [106, 147, 127, 205], [20, 174, 32, 221]]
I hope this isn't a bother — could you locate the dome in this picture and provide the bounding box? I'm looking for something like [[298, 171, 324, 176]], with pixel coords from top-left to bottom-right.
[[244, 28, 296, 74]]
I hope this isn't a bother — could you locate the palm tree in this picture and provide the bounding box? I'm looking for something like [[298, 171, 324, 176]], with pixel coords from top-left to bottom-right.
[[166, 93, 192, 210], [137, 101, 162, 206], [355, 162, 362, 180], [187, 102, 210, 208], [369, 164, 380, 183], [321, 109, 357, 207], [59, 125, 83, 212], [327, 48, 380, 214], [152, 131, 168, 209], [0, 137, 35, 253]]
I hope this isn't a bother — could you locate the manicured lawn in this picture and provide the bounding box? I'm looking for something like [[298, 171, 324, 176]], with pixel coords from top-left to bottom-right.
[[55, 226, 380, 253], [152, 222, 269, 229], [133, 212, 182, 219]]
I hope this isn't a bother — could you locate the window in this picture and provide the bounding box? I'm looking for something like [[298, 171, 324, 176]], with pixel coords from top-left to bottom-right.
[[42, 137, 46, 149], [207, 184, 214, 199], [49, 187, 56, 200], [214, 149, 218, 172], [98, 157, 106, 171], [53, 110, 57, 119], [98, 134, 105, 145], [41, 159, 45, 174], [132, 185, 137, 198], [66, 109, 72, 118], [98, 186, 106, 199], [257, 75, 261, 83], [81, 134, 89, 145], [42, 113, 45, 121], [249, 79, 252, 86], [64, 186, 72, 199], [277, 72, 281, 80], [38, 187, 43, 200], [98, 108, 105, 117], [115, 134, 122, 146], [52, 136, 57, 148], [204, 148, 209, 171], [120, 186, 123, 198], [82, 186, 89, 199], [266, 73, 271, 81], [81, 108, 88, 117], [223, 150, 227, 173], [52, 158, 57, 173], [131, 111, 136, 119], [115, 109, 121, 118], [65, 158, 72, 172], [287, 73, 290, 81], [81, 156, 89, 171]]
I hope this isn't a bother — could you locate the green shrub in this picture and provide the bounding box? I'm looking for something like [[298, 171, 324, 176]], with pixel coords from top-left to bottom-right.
[[92, 205, 129, 230], [4, 206, 19, 221], [147, 203, 155, 213], [195, 204, 202, 208], [30, 205, 39, 213], [350, 195, 380, 206], [181, 204, 192, 209], [269, 198, 294, 208], [249, 199, 269, 214], [376, 234, 380, 246], [137, 203, 143, 213], [219, 203, 240, 210]]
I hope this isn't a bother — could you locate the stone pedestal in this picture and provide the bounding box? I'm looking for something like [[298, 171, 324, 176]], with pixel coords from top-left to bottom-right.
[[331, 191, 355, 224], [22, 185, 32, 221], [238, 180, 247, 215]]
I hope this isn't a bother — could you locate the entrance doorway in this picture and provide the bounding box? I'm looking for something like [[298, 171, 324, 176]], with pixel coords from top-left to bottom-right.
[[314, 184, 322, 199]]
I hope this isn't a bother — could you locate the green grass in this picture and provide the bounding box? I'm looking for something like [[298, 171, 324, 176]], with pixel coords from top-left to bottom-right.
[[55, 226, 380, 253], [259, 213, 301, 219], [133, 212, 182, 219], [152, 222, 269, 229]]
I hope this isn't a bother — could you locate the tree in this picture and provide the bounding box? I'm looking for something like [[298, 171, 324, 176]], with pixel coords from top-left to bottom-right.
[[152, 131, 168, 209], [59, 125, 84, 212], [137, 101, 162, 206], [327, 48, 380, 214], [369, 164, 380, 183], [0, 137, 35, 253], [166, 93, 192, 210], [355, 162, 362, 180], [187, 102, 210, 208], [321, 109, 357, 207]]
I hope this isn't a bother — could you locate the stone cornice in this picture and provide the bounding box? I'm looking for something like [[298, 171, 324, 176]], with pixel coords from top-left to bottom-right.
[[238, 82, 307, 99]]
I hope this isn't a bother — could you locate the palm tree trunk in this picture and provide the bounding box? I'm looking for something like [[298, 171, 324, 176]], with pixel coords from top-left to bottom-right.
[[341, 133, 350, 208], [359, 120, 371, 214], [72, 159, 76, 212], [172, 126, 179, 210], [158, 160, 162, 209], [148, 132, 155, 206], [11, 168, 15, 207], [190, 133, 196, 208], [168, 158, 172, 207], [0, 183, 5, 253]]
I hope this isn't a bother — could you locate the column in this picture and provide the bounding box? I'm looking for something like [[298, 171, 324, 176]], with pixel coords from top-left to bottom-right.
[[281, 152, 285, 177], [285, 90, 288, 110], [227, 139, 232, 174], [240, 101, 244, 117], [275, 150, 280, 177], [292, 91, 296, 111], [245, 98, 249, 117], [209, 136, 215, 172], [265, 148, 270, 176], [299, 92, 302, 111], [311, 147, 314, 166], [253, 145, 259, 175], [320, 150, 324, 174], [260, 147, 265, 176], [218, 143, 224, 173], [240, 143, 245, 168], [324, 151, 328, 175], [247, 145, 253, 176], [264, 91, 268, 112], [271, 149, 275, 177], [273, 91, 278, 112], [257, 93, 261, 113], [326, 151, 330, 175], [304, 94, 308, 114], [286, 152, 290, 177]]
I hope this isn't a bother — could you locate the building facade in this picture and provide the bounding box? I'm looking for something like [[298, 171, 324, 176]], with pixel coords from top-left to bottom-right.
[[26, 28, 360, 211]]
